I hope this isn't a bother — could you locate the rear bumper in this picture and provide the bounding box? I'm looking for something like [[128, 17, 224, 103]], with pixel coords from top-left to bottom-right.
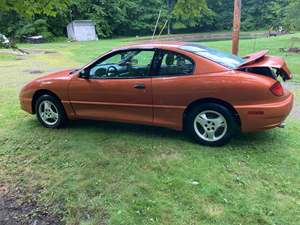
[[235, 94, 294, 132]]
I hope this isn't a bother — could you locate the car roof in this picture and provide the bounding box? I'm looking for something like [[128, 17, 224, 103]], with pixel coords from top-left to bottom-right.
[[113, 41, 187, 51]]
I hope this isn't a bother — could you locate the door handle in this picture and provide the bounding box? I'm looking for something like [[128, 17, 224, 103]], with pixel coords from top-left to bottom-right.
[[133, 83, 145, 89]]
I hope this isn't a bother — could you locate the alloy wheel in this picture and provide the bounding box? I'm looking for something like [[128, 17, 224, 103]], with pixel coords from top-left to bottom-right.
[[193, 110, 227, 142], [38, 100, 59, 126]]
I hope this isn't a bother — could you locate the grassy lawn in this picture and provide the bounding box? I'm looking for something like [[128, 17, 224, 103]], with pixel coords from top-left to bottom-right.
[[1, 34, 300, 225]]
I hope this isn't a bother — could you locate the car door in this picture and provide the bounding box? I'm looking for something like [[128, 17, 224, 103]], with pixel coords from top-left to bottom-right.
[[68, 49, 156, 126], [151, 49, 196, 130]]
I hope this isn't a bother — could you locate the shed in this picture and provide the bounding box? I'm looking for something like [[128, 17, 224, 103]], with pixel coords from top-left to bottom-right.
[[67, 20, 98, 41]]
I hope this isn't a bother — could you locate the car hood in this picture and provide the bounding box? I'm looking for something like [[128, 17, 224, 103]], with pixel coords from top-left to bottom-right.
[[238, 50, 292, 81], [36, 69, 72, 81]]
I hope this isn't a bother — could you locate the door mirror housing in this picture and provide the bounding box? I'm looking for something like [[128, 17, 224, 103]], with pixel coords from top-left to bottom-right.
[[79, 70, 89, 79]]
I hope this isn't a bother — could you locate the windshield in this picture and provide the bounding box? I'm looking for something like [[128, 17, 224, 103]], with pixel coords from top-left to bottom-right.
[[179, 43, 245, 69]]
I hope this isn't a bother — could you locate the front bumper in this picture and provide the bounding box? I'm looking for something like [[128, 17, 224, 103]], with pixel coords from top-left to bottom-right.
[[235, 94, 294, 132], [20, 97, 33, 114]]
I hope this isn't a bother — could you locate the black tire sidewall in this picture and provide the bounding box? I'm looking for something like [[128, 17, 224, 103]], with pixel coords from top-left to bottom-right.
[[186, 103, 237, 146], [35, 94, 66, 128]]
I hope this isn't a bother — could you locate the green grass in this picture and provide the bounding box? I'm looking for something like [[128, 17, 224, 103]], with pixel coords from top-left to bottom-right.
[[1, 33, 300, 225], [0, 52, 16, 60]]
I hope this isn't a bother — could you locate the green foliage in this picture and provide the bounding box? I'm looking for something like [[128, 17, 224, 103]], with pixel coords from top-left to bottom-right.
[[0, 0, 70, 41], [70, 0, 168, 37], [1, 0, 300, 41], [0, 0, 70, 17], [206, 0, 233, 30], [172, 0, 210, 27], [0, 11, 25, 38], [285, 0, 300, 31], [15, 19, 54, 41], [241, 0, 286, 31]]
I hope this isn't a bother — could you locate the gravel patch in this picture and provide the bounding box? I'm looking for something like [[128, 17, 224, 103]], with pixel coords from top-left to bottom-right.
[[284, 82, 300, 119]]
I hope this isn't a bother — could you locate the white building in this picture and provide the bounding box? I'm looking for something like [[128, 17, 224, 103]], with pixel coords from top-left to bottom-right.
[[67, 20, 98, 41]]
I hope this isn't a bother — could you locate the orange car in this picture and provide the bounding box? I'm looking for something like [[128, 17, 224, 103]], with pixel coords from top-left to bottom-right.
[[19, 42, 293, 146]]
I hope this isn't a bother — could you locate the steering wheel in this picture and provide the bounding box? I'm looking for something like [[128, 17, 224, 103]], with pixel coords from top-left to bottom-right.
[[106, 65, 118, 77]]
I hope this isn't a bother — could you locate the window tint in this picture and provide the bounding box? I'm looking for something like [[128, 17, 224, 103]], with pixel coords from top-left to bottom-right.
[[157, 51, 194, 76], [88, 50, 155, 78]]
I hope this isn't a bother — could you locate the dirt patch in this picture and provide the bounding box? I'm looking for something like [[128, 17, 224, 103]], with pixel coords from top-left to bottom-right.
[[23, 69, 44, 74], [29, 70, 44, 74], [16, 56, 26, 61], [204, 203, 224, 218], [279, 47, 300, 53], [153, 149, 181, 162], [0, 49, 58, 56], [0, 49, 27, 56], [0, 184, 62, 225], [23, 49, 58, 55], [44, 51, 57, 54]]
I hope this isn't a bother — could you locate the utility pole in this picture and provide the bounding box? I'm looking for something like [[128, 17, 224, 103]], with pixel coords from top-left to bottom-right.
[[232, 0, 241, 55], [167, 0, 173, 35]]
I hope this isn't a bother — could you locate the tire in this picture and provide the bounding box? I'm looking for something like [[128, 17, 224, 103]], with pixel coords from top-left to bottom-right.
[[35, 94, 67, 128], [186, 103, 238, 146]]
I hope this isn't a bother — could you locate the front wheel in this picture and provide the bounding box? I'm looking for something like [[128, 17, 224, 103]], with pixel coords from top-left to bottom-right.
[[186, 103, 238, 146], [35, 94, 67, 128]]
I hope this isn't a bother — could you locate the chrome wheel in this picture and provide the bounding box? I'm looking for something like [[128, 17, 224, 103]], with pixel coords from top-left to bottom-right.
[[193, 110, 227, 142], [38, 100, 59, 126]]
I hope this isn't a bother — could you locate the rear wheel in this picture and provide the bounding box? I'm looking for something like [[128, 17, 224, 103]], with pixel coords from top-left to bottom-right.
[[186, 103, 238, 146], [35, 94, 67, 128]]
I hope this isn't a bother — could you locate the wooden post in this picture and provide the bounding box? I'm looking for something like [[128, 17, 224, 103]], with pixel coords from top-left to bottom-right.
[[167, 0, 172, 35], [232, 0, 241, 55]]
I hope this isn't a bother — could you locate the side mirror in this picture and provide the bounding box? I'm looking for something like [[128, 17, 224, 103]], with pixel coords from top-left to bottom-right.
[[79, 70, 89, 79]]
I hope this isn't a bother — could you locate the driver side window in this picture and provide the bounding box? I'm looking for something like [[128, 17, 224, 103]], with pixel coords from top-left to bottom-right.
[[88, 50, 155, 79]]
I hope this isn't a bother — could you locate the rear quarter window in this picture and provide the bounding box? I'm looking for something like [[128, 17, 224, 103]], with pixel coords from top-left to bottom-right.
[[156, 50, 195, 76], [179, 44, 245, 69]]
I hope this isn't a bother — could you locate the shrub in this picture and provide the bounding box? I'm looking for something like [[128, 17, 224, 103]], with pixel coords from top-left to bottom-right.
[[16, 19, 54, 41]]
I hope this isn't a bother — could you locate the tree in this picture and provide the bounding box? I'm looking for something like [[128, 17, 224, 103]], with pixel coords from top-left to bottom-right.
[[240, 0, 286, 31], [285, 0, 300, 31], [1, 0, 297, 41], [0, 0, 70, 17], [206, 0, 233, 31], [70, 0, 167, 38], [172, 0, 210, 27]]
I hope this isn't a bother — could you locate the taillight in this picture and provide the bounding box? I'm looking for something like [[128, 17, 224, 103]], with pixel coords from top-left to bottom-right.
[[270, 81, 284, 97]]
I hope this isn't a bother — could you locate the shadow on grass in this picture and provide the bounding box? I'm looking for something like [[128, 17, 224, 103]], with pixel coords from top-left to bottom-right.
[[57, 119, 275, 148]]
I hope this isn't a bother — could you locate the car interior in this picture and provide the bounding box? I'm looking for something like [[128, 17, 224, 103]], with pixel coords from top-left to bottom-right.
[[158, 52, 194, 76]]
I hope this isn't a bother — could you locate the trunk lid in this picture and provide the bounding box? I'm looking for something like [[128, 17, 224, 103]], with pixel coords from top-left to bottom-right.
[[238, 50, 292, 81]]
